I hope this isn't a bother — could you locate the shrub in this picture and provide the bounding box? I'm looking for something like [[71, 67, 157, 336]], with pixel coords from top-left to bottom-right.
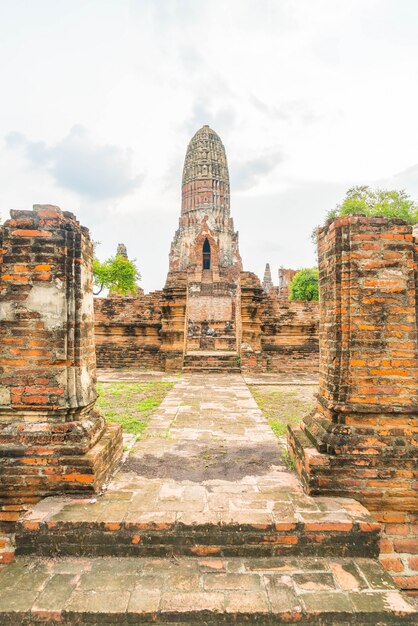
[[289, 268, 319, 302], [326, 186, 418, 225]]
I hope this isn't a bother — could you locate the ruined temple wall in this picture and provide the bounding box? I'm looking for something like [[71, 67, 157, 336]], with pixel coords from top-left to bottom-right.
[[160, 271, 188, 371], [94, 292, 163, 369], [240, 272, 319, 374], [260, 294, 319, 375], [93, 274, 319, 374]]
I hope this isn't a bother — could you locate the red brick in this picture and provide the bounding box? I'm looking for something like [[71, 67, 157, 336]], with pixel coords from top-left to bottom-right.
[[393, 539, 418, 554], [379, 557, 405, 573], [11, 229, 52, 237], [408, 556, 418, 571]]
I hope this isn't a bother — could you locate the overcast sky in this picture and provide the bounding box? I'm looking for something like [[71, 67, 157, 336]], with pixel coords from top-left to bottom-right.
[[1, 0, 417, 292]]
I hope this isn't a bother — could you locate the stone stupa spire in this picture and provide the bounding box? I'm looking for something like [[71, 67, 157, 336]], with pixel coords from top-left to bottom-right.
[[181, 124, 230, 217], [262, 263, 274, 293], [168, 125, 242, 278], [116, 243, 128, 259]]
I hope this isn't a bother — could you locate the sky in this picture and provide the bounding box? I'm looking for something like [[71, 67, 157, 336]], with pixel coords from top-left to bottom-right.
[[1, 0, 417, 293]]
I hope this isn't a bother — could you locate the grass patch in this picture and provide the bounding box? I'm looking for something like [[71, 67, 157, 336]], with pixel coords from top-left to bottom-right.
[[249, 384, 316, 441], [270, 420, 288, 438], [97, 381, 174, 437]]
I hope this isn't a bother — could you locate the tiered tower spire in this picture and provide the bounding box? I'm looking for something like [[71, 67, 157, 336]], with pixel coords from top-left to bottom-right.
[[262, 263, 274, 293], [181, 125, 230, 217], [169, 125, 242, 278]]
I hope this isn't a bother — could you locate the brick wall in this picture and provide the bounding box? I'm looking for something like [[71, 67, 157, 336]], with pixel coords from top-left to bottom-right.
[[94, 292, 162, 369], [188, 294, 233, 322], [240, 272, 319, 374], [289, 215, 418, 591], [0, 205, 122, 529], [92, 270, 320, 375], [260, 295, 319, 375]]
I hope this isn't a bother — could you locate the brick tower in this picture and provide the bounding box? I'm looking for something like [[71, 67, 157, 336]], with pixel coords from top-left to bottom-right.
[[162, 126, 243, 371], [169, 125, 242, 277], [262, 263, 274, 293]]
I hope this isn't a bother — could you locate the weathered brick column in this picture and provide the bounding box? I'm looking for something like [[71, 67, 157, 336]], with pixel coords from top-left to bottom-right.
[[160, 271, 187, 371], [0, 205, 123, 524], [289, 216, 418, 514], [240, 272, 264, 370]]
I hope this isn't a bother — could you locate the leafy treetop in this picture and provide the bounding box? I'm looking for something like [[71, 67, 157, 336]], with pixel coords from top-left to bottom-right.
[[289, 268, 319, 302], [326, 186, 418, 225], [93, 252, 140, 296]]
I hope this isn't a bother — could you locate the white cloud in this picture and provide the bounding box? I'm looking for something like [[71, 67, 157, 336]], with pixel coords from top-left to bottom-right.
[[0, 0, 417, 292], [5, 126, 141, 201], [231, 152, 284, 191]]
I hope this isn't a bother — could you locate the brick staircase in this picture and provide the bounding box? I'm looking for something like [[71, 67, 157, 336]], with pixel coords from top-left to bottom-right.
[[183, 350, 241, 372], [1, 554, 416, 625], [14, 497, 381, 559], [0, 497, 416, 624]]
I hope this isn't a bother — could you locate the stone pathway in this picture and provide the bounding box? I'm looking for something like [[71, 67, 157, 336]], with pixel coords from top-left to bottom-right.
[[98, 369, 179, 383], [1, 555, 415, 624], [19, 374, 375, 533], [3, 373, 417, 623]]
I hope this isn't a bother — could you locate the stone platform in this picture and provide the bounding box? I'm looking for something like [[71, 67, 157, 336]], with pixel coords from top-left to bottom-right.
[[1, 555, 416, 625], [2, 373, 417, 623], [183, 351, 241, 372], [15, 490, 381, 558]]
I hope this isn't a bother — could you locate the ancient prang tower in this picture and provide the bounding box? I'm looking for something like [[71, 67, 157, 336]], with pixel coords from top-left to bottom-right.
[[162, 125, 243, 370], [95, 125, 320, 375], [169, 125, 242, 278]]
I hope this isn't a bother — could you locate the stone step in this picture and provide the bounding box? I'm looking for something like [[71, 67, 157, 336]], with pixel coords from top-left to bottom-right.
[[183, 367, 241, 373], [0, 555, 416, 625], [184, 351, 239, 360], [15, 495, 381, 559], [183, 351, 240, 372]]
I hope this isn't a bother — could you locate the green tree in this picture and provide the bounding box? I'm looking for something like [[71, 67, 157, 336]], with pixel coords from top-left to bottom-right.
[[327, 186, 418, 224], [93, 253, 140, 296], [289, 268, 319, 302]]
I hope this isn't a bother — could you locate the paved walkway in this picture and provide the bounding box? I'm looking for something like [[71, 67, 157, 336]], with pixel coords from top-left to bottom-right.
[[97, 368, 319, 386], [6, 374, 418, 623], [26, 374, 373, 530], [2, 555, 415, 622]]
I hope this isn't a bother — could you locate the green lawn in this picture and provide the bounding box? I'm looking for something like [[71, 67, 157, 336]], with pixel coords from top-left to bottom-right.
[[96, 381, 174, 437]]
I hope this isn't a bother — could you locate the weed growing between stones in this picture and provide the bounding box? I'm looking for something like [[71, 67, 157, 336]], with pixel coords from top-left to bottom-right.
[[269, 420, 288, 437], [96, 381, 174, 436], [283, 448, 296, 471]]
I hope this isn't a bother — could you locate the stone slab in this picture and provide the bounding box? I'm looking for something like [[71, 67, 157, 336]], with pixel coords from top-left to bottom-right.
[[0, 556, 416, 625]]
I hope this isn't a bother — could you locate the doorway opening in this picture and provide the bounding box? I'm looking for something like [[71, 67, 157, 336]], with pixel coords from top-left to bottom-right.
[[203, 238, 211, 269]]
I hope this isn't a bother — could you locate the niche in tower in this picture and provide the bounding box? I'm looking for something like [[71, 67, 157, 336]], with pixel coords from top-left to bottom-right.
[[203, 238, 211, 269]]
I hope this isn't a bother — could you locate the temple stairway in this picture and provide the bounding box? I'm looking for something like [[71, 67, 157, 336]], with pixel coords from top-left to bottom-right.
[[1, 374, 416, 624], [183, 350, 241, 372]]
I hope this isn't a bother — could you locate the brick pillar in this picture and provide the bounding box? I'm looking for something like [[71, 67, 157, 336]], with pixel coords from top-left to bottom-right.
[[161, 271, 187, 371], [240, 272, 264, 370], [0, 205, 123, 523], [289, 216, 418, 513]]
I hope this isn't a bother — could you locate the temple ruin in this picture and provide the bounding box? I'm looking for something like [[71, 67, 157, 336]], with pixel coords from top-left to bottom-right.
[[0, 128, 416, 622], [94, 125, 320, 375], [0, 206, 122, 522]]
